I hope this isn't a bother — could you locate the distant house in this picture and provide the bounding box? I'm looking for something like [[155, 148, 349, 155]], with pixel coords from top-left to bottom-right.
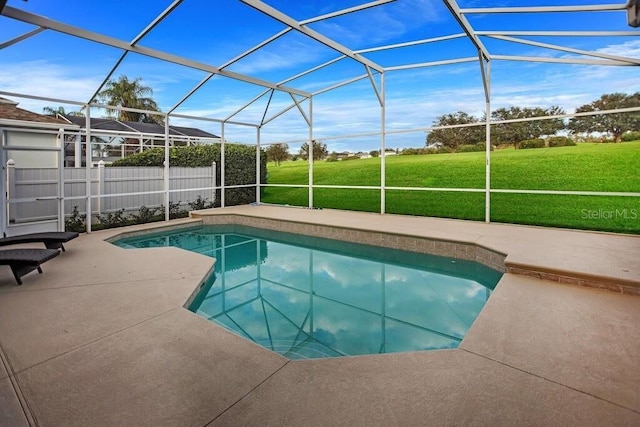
[[0, 97, 77, 168], [0, 97, 221, 167], [60, 115, 221, 166], [60, 115, 219, 142]]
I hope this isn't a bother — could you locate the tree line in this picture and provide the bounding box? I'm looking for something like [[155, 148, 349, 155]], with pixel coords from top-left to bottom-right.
[[266, 140, 329, 165], [267, 92, 640, 164], [43, 80, 639, 161], [427, 92, 640, 150]]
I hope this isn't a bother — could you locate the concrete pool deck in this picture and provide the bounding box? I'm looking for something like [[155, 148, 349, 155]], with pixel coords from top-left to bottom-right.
[[0, 205, 639, 426]]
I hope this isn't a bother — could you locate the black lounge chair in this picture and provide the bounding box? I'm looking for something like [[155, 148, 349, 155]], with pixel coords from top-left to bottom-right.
[[0, 248, 60, 285], [0, 231, 79, 251]]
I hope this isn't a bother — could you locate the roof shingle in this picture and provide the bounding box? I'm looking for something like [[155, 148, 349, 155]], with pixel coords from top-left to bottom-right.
[[0, 97, 68, 125], [0, 98, 218, 138], [62, 115, 219, 138]]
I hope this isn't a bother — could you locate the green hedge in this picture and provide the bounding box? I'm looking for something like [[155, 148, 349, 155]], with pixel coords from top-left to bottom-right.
[[519, 138, 545, 149], [111, 144, 267, 206], [457, 143, 487, 153], [424, 146, 453, 155], [548, 136, 576, 147], [621, 131, 640, 142]]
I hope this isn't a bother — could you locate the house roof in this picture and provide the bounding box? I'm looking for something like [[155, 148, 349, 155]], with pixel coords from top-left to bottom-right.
[[0, 97, 217, 138], [61, 115, 219, 139], [0, 97, 68, 126]]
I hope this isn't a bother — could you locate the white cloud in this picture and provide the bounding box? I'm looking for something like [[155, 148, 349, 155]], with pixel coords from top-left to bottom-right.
[[597, 39, 640, 59], [228, 34, 332, 76], [312, 0, 444, 47], [0, 60, 102, 110]]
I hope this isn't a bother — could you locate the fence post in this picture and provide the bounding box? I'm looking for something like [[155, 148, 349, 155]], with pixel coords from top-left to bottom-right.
[[212, 161, 216, 205], [6, 159, 15, 224], [75, 132, 82, 168], [97, 160, 105, 215]]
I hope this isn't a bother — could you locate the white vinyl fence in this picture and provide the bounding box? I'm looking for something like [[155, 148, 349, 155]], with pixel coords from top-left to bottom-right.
[[7, 161, 216, 223]]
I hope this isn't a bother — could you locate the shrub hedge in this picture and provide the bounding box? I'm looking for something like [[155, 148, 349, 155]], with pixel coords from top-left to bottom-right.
[[547, 136, 576, 147], [621, 131, 640, 142], [423, 146, 453, 155], [457, 143, 487, 153], [111, 144, 267, 206], [519, 138, 545, 149]]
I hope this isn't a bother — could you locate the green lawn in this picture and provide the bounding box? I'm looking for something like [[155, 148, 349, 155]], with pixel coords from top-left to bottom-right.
[[262, 142, 640, 234]]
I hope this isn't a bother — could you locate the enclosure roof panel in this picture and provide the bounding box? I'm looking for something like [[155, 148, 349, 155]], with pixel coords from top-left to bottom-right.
[[1, 0, 638, 131]]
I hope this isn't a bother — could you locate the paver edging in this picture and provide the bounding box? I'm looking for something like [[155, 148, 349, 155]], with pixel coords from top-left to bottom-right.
[[193, 210, 638, 295], [506, 263, 640, 296], [195, 213, 507, 272]]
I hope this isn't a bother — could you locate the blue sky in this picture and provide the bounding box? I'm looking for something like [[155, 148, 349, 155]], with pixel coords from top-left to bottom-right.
[[1, 0, 639, 152]]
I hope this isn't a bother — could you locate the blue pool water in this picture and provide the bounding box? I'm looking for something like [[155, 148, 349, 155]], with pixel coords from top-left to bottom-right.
[[113, 225, 502, 359]]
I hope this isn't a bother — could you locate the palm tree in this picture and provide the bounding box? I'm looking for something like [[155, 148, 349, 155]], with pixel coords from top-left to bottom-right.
[[96, 76, 161, 123]]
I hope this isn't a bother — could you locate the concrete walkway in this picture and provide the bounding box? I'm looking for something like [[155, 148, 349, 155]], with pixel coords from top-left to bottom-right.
[[0, 207, 638, 426]]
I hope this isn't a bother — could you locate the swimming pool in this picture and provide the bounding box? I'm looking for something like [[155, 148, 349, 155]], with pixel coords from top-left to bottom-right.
[[113, 224, 502, 359]]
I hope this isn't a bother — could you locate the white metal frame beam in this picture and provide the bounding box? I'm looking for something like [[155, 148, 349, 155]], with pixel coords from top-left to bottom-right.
[[0, 27, 45, 50], [287, 94, 310, 127], [491, 55, 635, 66], [442, 0, 490, 60], [222, 0, 394, 72], [275, 34, 468, 95], [167, 28, 292, 114], [279, 56, 347, 87], [385, 57, 478, 72], [240, 0, 385, 73], [476, 30, 640, 36], [89, 0, 184, 103], [280, 34, 471, 94], [312, 74, 369, 97], [224, 91, 274, 123], [216, 0, 396, 143], [356, 34, 467, 54], [170, 0, 393, 116], [365, 66, 383, 107], [2, 6, 310, 98], [487, 34, 640, 65], [262, 100, 301, 127], [461, 4, 626, 14]]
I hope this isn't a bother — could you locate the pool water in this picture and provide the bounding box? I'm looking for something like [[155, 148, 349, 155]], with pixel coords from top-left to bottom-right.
[[113, 225, 502, 359]]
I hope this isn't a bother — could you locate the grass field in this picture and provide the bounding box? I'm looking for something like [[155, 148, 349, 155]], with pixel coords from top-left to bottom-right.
[[261, 142, 640, 234]]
